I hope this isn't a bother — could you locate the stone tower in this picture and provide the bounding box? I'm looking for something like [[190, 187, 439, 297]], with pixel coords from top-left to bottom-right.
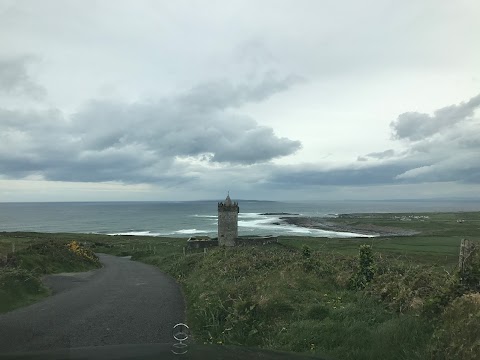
[[218, 193, 239, 247]]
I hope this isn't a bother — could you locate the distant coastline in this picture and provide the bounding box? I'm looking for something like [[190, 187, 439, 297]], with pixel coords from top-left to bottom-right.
[[279, 216, 419, 236], [1, 201, 479, 237]]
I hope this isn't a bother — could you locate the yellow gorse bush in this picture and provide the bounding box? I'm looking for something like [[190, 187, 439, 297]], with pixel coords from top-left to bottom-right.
[[67, 241, 99, 263]]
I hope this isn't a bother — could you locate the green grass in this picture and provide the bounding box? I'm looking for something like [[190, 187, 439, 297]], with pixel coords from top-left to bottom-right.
[[1, 211, 479, 358], [128, 244, 441, 359], [0, 267, 49, 313], [279, 235, 462, 266]]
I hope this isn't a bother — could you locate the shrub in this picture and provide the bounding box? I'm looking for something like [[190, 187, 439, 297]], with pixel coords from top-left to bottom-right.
[[67, 240, 100, 264], [429, 293, 480, 360], [459, 245, 480, 292], [349, 245, 375, 289], [368, 264, 454, 314], [301, 244, 311, 258], [424, 245, 480, 316], [0, 267, 47, 312]]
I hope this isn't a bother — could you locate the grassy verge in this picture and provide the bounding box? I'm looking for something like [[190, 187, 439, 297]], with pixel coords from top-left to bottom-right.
[[0, 237, 101, 313], [129, 244, 439, 359], [0, 267, 49, 313]]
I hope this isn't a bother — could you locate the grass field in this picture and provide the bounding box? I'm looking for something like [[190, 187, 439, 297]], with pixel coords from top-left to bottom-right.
[[332, 211, 480, 237], [1, 211, 479, 359], [281, 211, 480, 266]]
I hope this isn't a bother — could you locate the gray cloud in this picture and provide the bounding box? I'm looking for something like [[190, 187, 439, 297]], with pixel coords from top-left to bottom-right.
[[179, 73, 303, 111], [391, 93, 480, 141], [394, 119, 480, 183], [0, 75, 301, 183], [267, 161, 418, 187], [365, 149, 395, 159], [351, 94, 480, 185], [389, 95, 480, 184], [0, 56, 46, 99], [357, 149, 395, 162], [396, 159, 480, 184], [271, 94, 480, 188]]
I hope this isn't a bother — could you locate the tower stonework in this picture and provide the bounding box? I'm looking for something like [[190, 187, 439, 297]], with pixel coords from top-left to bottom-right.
[[218, 194, 239, 247]]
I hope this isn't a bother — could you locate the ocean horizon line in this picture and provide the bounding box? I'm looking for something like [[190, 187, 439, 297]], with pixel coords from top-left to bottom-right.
[[1, 198, 480, 204]]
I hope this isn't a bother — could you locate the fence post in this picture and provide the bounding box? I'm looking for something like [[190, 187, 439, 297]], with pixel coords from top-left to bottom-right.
[[183, 247, 186, 256], [459, 238, 475, 274], [204, 247, 207, 256], [459, 239, 465, 273], [12, 242, 15, 253]]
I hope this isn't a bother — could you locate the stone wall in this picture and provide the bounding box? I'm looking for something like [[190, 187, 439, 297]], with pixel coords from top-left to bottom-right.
[[235, 236, 278, 246], [186, 239, 219, 250], [186, 236, 278, 249]]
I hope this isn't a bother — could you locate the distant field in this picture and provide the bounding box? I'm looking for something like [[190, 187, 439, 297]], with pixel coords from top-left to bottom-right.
[[280, 211, 480, 266], [333, 211, 480, 236]]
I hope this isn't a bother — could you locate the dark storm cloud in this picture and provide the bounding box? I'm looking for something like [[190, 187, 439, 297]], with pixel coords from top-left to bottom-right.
[[391, 93, 480, 141], [0, 56, 46, 99], [0, 75, 301, 183]]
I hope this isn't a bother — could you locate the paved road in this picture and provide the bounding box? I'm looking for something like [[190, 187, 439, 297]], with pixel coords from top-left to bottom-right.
[[0, 254, 185, 353]]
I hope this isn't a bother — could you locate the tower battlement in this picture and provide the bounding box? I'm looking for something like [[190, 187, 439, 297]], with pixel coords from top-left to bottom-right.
[[217, 201, 239, 210]]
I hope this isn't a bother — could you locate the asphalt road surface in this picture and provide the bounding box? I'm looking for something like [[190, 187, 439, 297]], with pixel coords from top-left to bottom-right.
[[0, 254, 185, 353]]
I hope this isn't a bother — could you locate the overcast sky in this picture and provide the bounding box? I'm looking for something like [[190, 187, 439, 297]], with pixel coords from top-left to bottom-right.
[[1, 0, 479, 201]]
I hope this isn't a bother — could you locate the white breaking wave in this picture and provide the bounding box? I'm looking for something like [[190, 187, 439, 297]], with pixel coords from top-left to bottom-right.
[[238, 212, 262, 218], [174, 229, 209, 234], [107, 230, 167, 236], [108, 229, 212, 236], [237, 214, 372, 238]]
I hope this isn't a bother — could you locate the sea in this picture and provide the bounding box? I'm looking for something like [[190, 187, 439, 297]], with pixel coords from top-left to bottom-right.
[[0, 200, 479, 238]]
